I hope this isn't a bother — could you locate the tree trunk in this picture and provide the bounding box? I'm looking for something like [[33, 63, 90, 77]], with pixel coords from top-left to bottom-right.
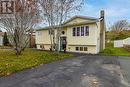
[[56, 29, 60, 53], [16, 47, 22, 55]]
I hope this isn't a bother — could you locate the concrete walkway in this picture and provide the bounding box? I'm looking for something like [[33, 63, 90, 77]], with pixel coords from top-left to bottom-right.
[[0, 55, 125, 87]]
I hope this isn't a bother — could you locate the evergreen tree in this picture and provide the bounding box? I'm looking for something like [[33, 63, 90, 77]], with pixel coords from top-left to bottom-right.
[[3, 32, 9, 46]]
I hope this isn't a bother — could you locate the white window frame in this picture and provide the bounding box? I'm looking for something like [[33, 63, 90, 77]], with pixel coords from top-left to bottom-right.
[[72, 26, 89, 36]]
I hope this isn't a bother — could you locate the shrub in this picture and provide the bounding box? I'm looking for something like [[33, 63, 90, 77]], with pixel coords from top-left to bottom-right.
[[3, 32, 9, 46], [123, 45, 130, 51], [101, 48, 113, 54]]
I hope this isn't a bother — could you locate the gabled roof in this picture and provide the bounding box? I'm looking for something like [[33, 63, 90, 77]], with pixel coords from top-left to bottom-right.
[[64, 19, 99, 27], [36, 15, 99, 31], [63, 15, 98, 24]]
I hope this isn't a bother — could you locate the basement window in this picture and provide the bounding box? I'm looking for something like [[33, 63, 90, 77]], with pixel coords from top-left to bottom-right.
[[80, 47, 83, 51], [75, 47, 79, 51], [84, 47, 88, 51]]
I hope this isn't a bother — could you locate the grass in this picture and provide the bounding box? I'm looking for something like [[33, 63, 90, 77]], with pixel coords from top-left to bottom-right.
[[0, 45, 13, 49], [100, 43, 130, 56], [0, 49, 73, 77]]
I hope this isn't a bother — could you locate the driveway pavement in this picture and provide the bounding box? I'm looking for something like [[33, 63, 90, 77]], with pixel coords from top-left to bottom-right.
[[118, 57, 130, 85], [0, 55, 126, 87]]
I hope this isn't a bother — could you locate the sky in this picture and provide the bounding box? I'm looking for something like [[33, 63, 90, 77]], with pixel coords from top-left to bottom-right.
[[77, 0, 130, 28], [1, 0, 130, 31]]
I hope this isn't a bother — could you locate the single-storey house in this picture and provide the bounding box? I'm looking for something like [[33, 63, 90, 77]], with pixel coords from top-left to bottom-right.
[[36, 10, 106, 54], [114, 37, 130, 48]]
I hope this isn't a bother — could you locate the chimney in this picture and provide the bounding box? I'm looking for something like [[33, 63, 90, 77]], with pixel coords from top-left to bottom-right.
[[100, 10, 105, 19], [100, 10, 105, 52]]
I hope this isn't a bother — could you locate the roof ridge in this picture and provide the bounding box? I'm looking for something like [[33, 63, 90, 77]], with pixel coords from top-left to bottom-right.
[[73, 15, 98, 19]]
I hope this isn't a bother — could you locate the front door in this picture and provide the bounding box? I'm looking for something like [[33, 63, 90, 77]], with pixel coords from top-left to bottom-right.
[[60, 37, 67, 51]]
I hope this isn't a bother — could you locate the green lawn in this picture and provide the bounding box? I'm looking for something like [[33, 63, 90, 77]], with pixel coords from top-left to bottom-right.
[[100, 43, 130, 56], [0, 45, 12, 49], [0, 49, 73, 77]]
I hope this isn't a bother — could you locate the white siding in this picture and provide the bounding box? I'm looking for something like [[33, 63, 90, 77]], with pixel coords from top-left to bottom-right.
[[114, 40, 123, 47], [124, 38, 130, 45], [114, 37, 130, 48]]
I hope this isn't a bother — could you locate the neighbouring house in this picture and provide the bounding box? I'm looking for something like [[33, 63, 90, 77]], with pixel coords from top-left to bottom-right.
[[36, 10, 106, 54], [0, 30, 4, 45], [114, 37, 130, 48]]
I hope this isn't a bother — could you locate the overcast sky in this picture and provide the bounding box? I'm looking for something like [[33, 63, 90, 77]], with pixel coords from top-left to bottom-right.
[[77, 0, 130, 28]]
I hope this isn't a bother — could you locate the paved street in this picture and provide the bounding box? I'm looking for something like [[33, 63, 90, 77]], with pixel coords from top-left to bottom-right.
[[0, 55, 127, 87]]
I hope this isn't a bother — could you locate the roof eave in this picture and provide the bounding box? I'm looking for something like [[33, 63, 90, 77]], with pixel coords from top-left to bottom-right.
[[36, 20, 99, 31]]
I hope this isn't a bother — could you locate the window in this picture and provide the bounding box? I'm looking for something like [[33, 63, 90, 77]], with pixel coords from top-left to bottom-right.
[[85, 26, 89, 36], [73, 28, 76, 36], [62, 31, 65, 35], [80, 47, 83, 51], [72, 26, 89, 36], [49, 30, 54, 35], [76, 46, 88, 51], [75, 47, 79, 51], [40, 45, 42, 48], [84, 47, 88, 51], [40, 45, 44, 49], [77, 27, 80, 36], [81, 26, 84, 36]]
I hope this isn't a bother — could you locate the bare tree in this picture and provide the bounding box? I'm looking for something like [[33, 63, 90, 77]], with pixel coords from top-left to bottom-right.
[[111, 20, 129, 33], [0, 0, 40, 55], [39, 0, 56, 51], [39, 0, 84, 52]]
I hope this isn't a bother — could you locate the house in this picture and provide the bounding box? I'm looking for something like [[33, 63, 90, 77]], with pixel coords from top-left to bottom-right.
[[36, 10, 106, 54], [114, 37, 130, 48], [0, 30, 4, 45]]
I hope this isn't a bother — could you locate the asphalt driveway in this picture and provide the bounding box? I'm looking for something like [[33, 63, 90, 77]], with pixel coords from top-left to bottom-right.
[[119, 57, 130, 85], [0, 55, 127, 87]]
